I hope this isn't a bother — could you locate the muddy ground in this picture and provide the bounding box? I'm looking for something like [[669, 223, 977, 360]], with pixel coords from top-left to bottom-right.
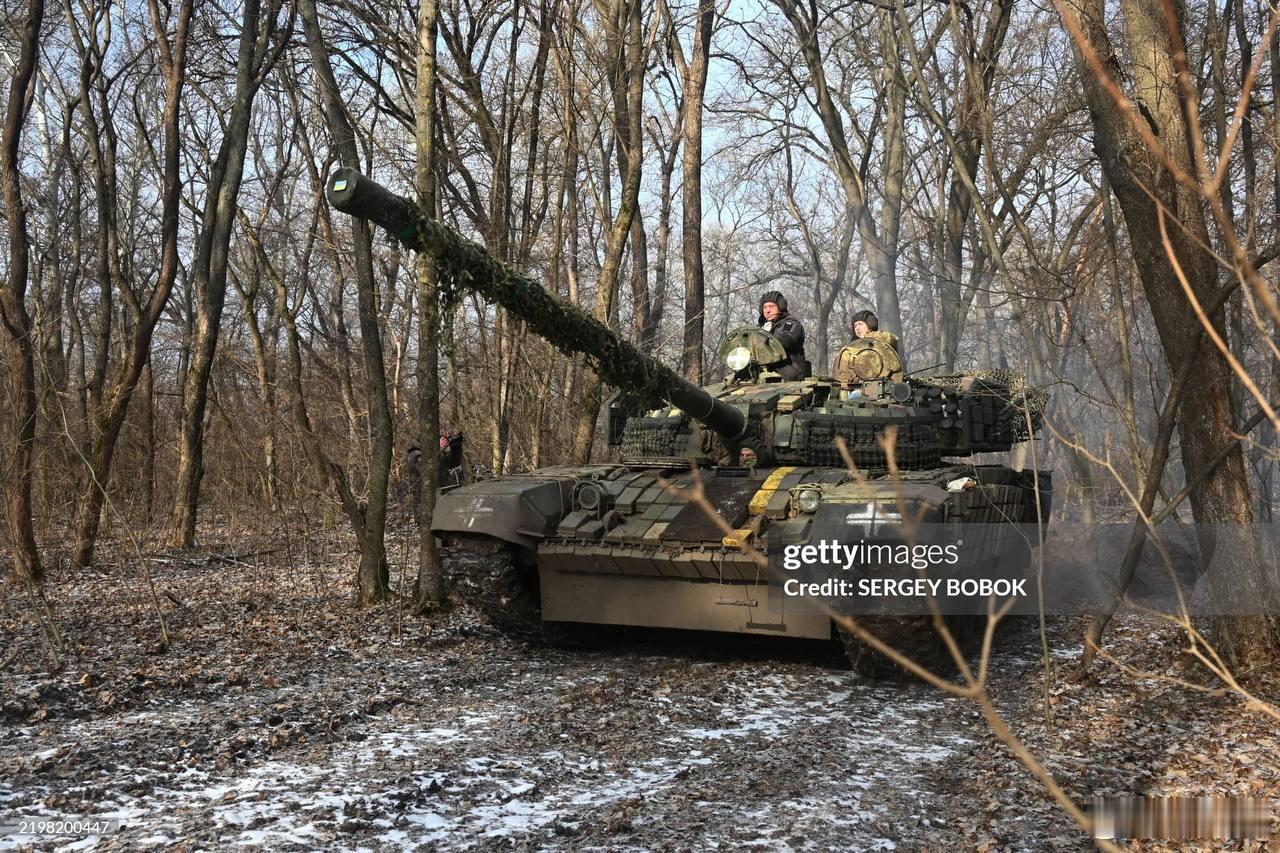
[[2, 531, 1279, 850]]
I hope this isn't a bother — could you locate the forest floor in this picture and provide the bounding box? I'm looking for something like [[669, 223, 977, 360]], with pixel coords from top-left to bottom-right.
[[2, 527, 1279, 851]]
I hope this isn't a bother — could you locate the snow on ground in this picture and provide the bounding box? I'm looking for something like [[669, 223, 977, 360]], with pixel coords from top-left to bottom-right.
[[2, 664, 974, 851], [14, 548, 1275, 850]]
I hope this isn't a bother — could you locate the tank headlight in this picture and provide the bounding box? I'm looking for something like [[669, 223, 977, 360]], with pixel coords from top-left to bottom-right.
[[574, 481, 605, 513], [725, 345, 751, 372], [794, 488, 822, 514]]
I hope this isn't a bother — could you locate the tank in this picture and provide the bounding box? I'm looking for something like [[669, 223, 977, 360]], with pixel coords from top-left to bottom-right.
[[327, 168, 1052, 671]]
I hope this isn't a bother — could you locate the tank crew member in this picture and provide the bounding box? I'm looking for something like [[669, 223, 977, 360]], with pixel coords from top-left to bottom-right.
[[758, 290, 808, 380], [851, 309, 900, 353]]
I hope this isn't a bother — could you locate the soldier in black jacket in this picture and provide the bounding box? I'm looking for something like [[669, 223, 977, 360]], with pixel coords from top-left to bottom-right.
[[757, 290, 808, 380]]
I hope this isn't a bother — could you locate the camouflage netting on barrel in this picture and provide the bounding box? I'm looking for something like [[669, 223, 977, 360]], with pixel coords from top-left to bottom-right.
[[327, 168, 748, 444], [413, 210, 668, 403], [920, 369, 1048, 442]]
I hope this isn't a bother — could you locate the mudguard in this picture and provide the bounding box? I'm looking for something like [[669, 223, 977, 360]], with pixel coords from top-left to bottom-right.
[[432, 475, 572, 550]]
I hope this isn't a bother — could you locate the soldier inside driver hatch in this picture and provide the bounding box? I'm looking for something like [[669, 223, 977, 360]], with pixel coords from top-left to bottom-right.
[[757, 290, 808, 380]]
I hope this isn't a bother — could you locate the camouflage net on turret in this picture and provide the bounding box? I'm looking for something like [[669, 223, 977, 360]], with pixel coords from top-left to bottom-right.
[[407, 210, 676, 409], [920, 369, 1049, 442]]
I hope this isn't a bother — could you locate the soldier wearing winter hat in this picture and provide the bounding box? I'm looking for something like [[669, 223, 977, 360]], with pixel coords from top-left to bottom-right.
[[850, 308, 901, 354], [757, 290, 808, 381]]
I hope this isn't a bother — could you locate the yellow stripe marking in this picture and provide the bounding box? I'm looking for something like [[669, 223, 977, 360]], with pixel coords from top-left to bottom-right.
[[722, 527, 754, 548], [748, 466, 796, 515]]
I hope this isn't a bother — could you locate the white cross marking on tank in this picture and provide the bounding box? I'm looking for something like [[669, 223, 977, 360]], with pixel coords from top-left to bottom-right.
[[844, 503, 899, 536], [467, 498, 492, 528]]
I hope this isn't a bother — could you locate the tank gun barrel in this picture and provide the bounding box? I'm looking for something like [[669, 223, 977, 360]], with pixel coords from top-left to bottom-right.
[[326, 167, 747, 441]]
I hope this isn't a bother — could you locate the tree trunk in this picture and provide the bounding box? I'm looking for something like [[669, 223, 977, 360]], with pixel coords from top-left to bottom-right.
[[0, 0, 46, 585], [931, 0, 1011, 370], [679, 0, 714, 384], [141, 361, 155, 522], [865, 10, 906, 347], [630, 216, 651, 348], [559, 39, 582, 434], [773, 0, 903, 355], [415, 0, 446, 610], [32, 94, 69, 406], [70, 0, 193, 569], [647, 107, 682, 354], [230, 246, 282, 514], [172, 0, 278, 547], [570, 0, 646, 460], [299, 0, 391, 603]]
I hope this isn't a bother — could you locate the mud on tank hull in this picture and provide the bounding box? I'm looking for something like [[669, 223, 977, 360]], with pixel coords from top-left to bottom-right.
[[432, 463, 1052, 660]]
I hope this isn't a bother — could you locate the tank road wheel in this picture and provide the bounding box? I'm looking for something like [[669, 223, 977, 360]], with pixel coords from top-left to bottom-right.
[[837, 616, 984, 679], [441, 536, 543, 640]]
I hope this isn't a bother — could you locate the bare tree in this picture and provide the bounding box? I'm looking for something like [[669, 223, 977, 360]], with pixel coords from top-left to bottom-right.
[[299, 0, 392, 603], [671, 0, 715, 383], [0, 0, 47, 585], [643, 55, 684, 357], [569, 0, 648, 460], [170, 0, 287, 548], [69, 0, 194, 569], [1058, 0, 1279, 667], [433, 0, 555, 473], [769, 0, 906, 343], [415, 0, 445, 609], [898, 0, 1012, 370]]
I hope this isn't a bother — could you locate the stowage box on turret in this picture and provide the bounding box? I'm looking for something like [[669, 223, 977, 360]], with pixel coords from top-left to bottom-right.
[[328, 168, 1052, 670]]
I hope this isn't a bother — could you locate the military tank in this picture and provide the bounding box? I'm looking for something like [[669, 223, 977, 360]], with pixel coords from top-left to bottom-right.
[[327, 168, 1051, 671]]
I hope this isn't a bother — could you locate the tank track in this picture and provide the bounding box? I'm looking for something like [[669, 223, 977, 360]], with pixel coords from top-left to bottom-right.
[[441, 536, 544, 641], [440, 535, 600, 647], [837, 616, 982, 678]]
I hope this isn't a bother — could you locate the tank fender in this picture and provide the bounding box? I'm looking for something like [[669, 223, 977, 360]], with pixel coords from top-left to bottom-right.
[[431, 477, 573, 550]]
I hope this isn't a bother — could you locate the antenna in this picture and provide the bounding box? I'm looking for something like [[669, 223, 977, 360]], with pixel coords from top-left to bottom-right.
[[903, 362, 946, 378]]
